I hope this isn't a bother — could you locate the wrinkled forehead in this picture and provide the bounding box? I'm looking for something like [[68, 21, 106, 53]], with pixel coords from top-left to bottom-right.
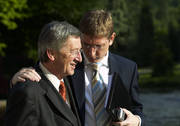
[[62, 35, 81, 49]]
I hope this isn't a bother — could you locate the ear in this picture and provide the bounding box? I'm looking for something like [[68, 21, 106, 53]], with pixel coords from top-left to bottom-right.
[[46, 49, 56, 61], [109, 32, 116, 46]]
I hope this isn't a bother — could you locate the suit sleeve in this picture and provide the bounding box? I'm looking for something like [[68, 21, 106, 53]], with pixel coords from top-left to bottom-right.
[[5, 82, 39, 126], [130, 64, 145, 126]]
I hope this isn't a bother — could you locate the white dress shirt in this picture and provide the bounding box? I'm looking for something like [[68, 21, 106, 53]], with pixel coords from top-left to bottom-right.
[[39, 62, 62, 92]]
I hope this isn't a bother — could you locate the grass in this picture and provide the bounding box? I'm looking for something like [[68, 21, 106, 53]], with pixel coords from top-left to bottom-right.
[[139, 63, 180, 91]]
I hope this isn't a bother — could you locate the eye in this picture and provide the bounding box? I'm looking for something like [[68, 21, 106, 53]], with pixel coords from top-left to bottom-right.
[[96, 45, 101, 49], [83, 43, 90, 48]]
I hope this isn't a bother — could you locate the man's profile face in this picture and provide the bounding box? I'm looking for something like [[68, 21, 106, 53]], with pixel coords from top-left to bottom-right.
[[81, 34, 114, 63], [53, 36, 82, 77]]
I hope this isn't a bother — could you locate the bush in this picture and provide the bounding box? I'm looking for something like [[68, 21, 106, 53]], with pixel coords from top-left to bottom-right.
[[139, 64, 180, 90], [152, 42, 174, 77]]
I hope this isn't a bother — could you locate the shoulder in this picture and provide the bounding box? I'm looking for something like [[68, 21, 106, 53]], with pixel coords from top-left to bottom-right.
[[9, 80, 40, 100], [109, 53, 137, 68]]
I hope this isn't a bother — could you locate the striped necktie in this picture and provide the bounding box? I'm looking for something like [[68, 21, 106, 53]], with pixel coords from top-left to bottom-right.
[[91, 63, 111, 126]]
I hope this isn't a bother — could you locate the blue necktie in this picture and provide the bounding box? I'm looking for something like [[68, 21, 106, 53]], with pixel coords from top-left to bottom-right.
[[91, 63, 111, 126]]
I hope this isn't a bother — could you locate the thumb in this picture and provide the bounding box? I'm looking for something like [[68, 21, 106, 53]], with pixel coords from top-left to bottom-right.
[[122, 108, 132, 116]]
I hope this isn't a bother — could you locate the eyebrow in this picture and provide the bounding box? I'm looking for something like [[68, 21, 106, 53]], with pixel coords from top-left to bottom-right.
[[83, 41, 106, 45]]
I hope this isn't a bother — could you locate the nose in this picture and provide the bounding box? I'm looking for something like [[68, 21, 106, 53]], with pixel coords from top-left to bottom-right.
[[88, 47, 96, 56]]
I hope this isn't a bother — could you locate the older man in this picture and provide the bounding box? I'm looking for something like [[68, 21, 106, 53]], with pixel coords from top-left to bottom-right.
[[5, 21, 82, 126]]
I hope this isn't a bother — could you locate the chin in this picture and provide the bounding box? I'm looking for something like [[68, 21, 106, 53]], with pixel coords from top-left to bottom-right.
[[68, 71, 74, 75]]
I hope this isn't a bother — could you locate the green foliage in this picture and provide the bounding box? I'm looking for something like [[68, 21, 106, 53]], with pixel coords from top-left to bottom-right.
[[0, 0, 107, 61], [152, 42, 174, 77], [1, 0, 180, 79], [152, 0, 169, 31], [152, 0, 180, 63], [0, 0, 28, 29], [109, 0, 128, 34], [107, 0, 131, 56], [125, 0, 142, 42], [140, 74, 180, 89], [136, 1, 155, 66], [26, 0, 106, 25], [24, 41, 37, 61], [168, 22, 180, 61], [0, 42, 6, 57], [139, 64, 180, 89]]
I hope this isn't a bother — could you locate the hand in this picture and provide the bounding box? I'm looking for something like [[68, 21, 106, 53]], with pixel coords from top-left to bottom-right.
[[111, 108, 140, 126], [11, 67, 41, 85]]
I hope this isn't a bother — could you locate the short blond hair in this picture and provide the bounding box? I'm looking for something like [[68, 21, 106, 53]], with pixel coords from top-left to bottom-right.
[[79, 9, 113, 38]]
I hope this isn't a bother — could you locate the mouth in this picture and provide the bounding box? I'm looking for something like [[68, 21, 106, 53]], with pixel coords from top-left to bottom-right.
[[70, 63, 76, 69], [88, 57, 99, 63]]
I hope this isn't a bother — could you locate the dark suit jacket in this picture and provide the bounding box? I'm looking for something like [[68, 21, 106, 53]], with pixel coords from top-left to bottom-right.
[[68, 52, 145, 126], [5, 65, 81, 126]]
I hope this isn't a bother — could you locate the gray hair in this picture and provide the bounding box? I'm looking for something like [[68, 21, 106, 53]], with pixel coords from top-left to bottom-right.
[[38, 21, 81, 62]]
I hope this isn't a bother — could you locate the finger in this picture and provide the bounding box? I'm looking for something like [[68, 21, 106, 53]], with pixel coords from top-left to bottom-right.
[[11, 67, 37, 85], [20, 68, 41, 80], [20, 72, 40, 82], [19, 67, 34, 72], [17, 76, 26, 82], [12, 76, 26, 85], [122, 108, 132, 115], [30, 69, 41, 80]]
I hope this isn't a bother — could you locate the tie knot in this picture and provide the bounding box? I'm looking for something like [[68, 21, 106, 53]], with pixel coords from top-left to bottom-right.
[[60, 81, 65, 89], [90, 63, 98, 71]]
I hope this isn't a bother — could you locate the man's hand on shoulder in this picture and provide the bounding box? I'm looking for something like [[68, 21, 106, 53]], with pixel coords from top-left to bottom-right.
[[11, 67, 41, 85]]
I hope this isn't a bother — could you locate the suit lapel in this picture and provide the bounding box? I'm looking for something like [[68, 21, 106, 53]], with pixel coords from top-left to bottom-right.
[[45, 84, 78, 125], [71, 62, 85, 110], [70, 62, 85, 125], [64, 78, 81, 125], [108, 53, 123, 75], [109, 53, 116, 74], [35, 65, 78, 125]]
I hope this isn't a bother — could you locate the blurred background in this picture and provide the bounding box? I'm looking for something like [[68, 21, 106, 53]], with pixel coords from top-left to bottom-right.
[[0, 0, 180, 125]]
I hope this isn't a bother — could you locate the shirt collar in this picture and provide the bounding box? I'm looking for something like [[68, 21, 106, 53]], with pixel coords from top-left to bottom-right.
[[39, 62, 63, 91]]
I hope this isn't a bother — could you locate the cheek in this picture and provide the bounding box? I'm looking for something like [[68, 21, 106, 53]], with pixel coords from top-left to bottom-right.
[[98, 48, 108, 57], [65, 57, 74, 67], [83, 49, 91, 57], [57, 54, 71, 68]]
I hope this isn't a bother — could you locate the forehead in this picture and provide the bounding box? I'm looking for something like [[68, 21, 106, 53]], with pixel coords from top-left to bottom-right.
[[64, 35, 81, 49], [81, 34, 108, 44]]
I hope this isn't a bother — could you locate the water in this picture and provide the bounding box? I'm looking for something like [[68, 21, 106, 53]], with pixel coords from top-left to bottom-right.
[[140, 91, 180, 126]]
